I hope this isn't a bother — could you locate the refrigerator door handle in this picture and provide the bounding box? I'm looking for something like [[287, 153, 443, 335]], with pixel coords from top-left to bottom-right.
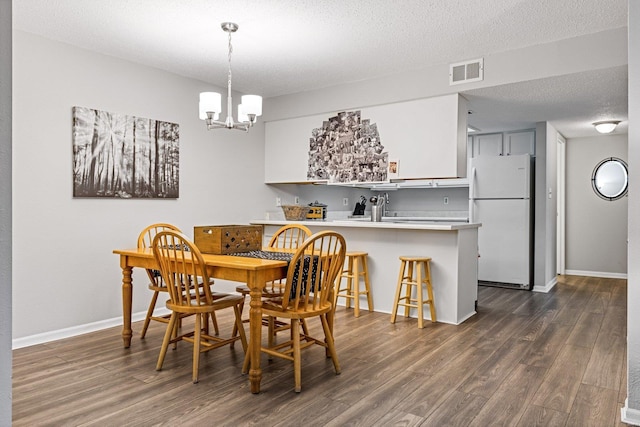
[[469, 167, 476, 222], [470, 166, 477, 200]]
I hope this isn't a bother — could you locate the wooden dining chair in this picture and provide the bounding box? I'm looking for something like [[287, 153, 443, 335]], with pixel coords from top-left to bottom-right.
[[234, 223, 312, 337], [152, 230, 247, 384], [243, 230, 346, 392], [138, 223, 219, 339]]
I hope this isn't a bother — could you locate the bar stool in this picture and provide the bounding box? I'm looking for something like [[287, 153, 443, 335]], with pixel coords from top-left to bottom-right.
[[334, 251, 373, 317], [390, 256, 436, 328]]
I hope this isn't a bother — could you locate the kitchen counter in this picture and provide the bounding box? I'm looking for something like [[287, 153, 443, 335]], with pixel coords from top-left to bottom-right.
[[251, 218, 479, 325], [254, 218, 480, 231]]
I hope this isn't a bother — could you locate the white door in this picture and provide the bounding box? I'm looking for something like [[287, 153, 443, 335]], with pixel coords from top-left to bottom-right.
[[475, 199, 531, 286]]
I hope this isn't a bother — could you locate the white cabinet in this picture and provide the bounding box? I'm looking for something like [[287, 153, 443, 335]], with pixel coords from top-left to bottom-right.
[[264, 115, 321, 183], [364, 94, 468, 180], [470, 129, 535, 157], [265, 94, 468, 183], [472, 133, 503, 157], [504, 130, 535, 155]]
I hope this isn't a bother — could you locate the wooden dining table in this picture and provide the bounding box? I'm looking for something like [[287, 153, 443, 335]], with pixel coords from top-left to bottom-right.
[[113, 247, 289, 394]]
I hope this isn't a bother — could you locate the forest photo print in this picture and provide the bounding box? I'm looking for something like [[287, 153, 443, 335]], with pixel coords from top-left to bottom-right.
[[72, 106, 179, 198]]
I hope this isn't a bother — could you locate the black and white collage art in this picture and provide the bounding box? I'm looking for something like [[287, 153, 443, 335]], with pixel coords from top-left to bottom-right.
[[306, 110, 389, 184]]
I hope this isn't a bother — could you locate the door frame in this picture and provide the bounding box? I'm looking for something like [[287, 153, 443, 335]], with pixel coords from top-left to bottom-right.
[[556, 133, 566, 275]]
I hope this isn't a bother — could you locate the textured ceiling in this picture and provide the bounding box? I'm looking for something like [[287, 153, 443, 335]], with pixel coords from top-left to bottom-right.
[[13, 0, 629, 138], [464, 66, 629, 138]]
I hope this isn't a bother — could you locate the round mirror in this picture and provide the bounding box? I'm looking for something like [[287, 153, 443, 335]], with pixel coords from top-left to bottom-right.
[[591, 157, 628, 201]]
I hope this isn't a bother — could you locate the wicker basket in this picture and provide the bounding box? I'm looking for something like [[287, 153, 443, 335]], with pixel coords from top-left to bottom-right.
[[281, 205, 308, 221]]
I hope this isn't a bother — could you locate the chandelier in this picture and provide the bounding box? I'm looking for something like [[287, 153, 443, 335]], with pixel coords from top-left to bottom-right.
[[199, 22, 262, 132]]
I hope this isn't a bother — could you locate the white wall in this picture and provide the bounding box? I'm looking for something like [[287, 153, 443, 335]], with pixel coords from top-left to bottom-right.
[[0, 0, 12, 423], [532, 122, 558, 291], [12, 31, 273, 341], [544, 123, 559, 287], [566, 134, 628, 276], [625, 0, 640, 422]]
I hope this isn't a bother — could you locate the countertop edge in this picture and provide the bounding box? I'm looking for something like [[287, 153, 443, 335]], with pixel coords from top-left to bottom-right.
[[250, 219, 481, 231]]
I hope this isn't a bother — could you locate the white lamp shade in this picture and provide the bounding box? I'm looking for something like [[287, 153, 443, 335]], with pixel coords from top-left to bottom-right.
[[593, 121, 620, 134], [199, 92, 222, 120], [241, 95, 262, 116], [237, 104, 249, 122]]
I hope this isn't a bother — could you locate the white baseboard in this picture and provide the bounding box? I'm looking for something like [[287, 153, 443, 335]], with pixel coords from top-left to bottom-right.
[[532, 276, 558, 293], [565, 269, 628, 279], [12, 308, 171, 350], [622, 399, 640, 426]]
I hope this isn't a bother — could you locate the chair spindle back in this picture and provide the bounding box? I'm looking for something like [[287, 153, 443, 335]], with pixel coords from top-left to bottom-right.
[[280, 230, 346, 312], [152, 230, 213, 308]]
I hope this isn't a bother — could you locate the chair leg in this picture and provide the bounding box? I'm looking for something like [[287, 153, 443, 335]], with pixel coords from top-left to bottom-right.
[[268, 316, 275, 361], [404, 261, 414, 318], [210, 311, 219, 336], [390, 260, 406, 324], [362, 255, 374, 312], [345, 256, 354, 309], [425, 261, 437, 322], [301, 319, 310, 337], [203, 313, 210, 335], [233, 305, 248, 352], [242, 343, 250, 374], [171, 315, 179, 350], [353, 255, 360, 318], [192, 313, 202, 384], [141, 290, 160, 339], [292, 319, 302, 393], [321, 314, 341, 374], [231, 296, 246, 349], [156, 312, 178, 371], [417, 262, 424, 329], [323, 312, 333, 358]]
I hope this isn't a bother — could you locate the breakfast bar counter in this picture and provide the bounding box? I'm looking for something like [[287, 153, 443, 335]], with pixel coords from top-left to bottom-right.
[[251, 219, 480, 325]]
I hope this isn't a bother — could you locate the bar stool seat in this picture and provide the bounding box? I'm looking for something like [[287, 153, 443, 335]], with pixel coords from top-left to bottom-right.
[[390, 256, 436, 328], [335, 251, 373, 317]]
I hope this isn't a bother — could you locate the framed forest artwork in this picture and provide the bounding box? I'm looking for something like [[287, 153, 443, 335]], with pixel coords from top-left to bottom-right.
[[72, 106, 179, 198]]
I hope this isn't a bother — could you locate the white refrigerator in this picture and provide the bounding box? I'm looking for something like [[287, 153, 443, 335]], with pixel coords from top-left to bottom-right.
[[470, 154, 533, 289]]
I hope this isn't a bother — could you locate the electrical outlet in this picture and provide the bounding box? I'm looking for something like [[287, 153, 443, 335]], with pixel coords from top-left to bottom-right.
[[343, 198, 349, 206], [294, 196, 300, 204], [444, 196, 449, 205], [276, 197, 281, 207]]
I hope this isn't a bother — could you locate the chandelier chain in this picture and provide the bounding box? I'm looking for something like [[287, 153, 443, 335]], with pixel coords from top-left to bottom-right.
[[227, 29, 233, 98]]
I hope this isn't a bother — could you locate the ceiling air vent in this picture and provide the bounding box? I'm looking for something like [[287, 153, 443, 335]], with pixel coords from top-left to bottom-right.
[[449, 58, 484, 85]]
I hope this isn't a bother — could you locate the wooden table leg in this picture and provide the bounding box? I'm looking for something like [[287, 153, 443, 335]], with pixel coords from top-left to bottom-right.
[[121, 263, 133, 348], [248, 270, 264, 393]]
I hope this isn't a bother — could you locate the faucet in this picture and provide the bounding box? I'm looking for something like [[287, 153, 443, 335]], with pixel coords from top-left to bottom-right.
[[378, 192, 389, 216]]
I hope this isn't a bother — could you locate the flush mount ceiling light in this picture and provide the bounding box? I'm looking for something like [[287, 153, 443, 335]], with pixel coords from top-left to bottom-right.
[[199, 22, 262, 132], [593, 120, 621, 134]]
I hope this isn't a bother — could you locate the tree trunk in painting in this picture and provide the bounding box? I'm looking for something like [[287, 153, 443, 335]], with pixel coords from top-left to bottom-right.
[[154, 121, 160, 195], [132, 118, 137, 196], [87, 109, 99, 194]]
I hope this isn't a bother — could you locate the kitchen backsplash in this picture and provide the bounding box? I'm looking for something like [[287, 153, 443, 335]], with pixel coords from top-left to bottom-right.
[[265, 185, 470, 220]]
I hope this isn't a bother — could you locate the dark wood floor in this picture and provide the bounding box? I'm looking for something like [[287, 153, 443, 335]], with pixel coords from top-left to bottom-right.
[[13, 275, 628, 426]]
